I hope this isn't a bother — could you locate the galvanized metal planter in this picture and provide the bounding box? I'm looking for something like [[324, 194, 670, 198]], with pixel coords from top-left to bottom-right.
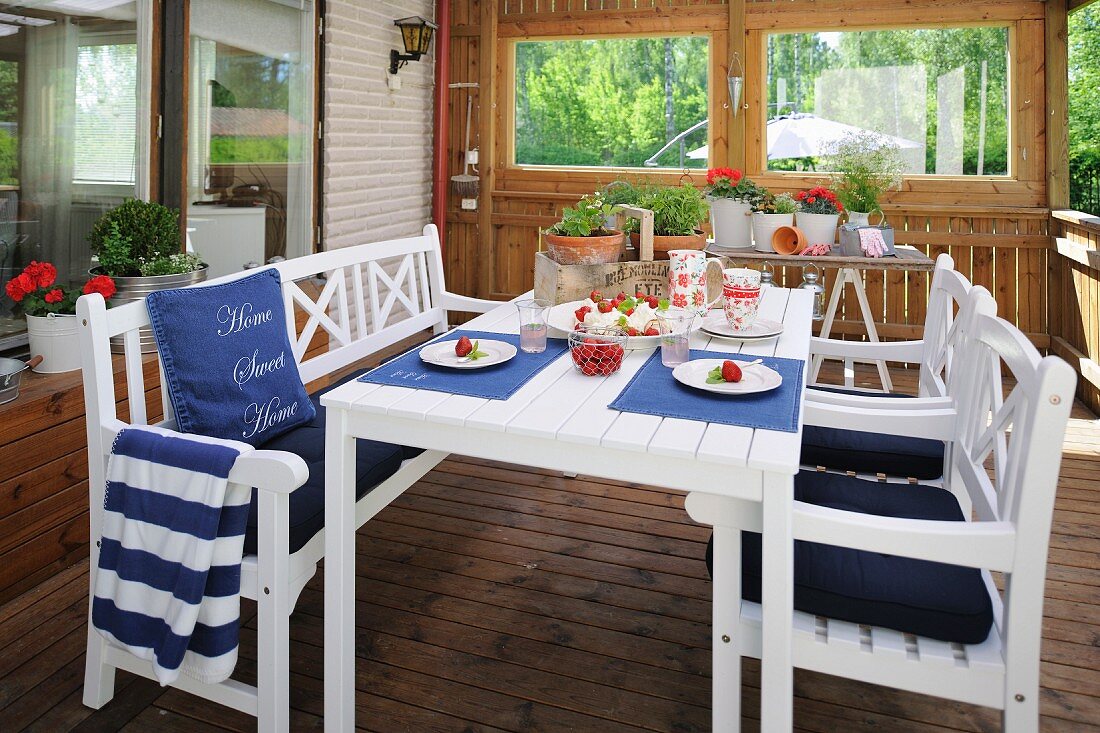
[[98, 267, 209, 353]]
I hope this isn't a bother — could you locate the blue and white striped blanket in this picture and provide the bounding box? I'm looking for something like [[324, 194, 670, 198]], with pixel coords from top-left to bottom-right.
[[92, 425, 254, 685]]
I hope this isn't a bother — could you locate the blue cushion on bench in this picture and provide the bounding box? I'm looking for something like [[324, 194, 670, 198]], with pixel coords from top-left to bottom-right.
[[803, 386, 945, 479], [243, 370, 411, 555], [705, 471, 994, 645]]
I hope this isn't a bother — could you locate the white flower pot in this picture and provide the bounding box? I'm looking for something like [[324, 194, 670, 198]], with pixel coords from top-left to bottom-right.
[[847, 211, 872, 227], [752, 212, 795, 253], [26, 313, 81, 373], [796, 212, 840, 247], [707, 197, 752, 248]]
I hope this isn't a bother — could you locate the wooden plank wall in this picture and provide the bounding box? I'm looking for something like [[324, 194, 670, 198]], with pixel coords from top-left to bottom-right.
[[444, 0, 1054, 346], [0, 285, 331, 606], [1050, 211, 1100, 413]]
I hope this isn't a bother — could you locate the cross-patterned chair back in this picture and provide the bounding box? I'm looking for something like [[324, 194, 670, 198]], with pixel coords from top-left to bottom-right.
[[918, 253, 975, 397]]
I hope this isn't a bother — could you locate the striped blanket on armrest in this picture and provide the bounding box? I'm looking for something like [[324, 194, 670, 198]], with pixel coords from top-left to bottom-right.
[[92, 425, 254, 685]]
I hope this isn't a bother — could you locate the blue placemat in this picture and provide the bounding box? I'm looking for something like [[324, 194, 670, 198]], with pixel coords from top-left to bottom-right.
[[357, 329, 568, 400], [608, 350, 805, 433]]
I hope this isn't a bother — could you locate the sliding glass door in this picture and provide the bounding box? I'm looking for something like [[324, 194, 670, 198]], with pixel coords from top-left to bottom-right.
[[186, 0, 315, 279], [0, 0, 151, 349]]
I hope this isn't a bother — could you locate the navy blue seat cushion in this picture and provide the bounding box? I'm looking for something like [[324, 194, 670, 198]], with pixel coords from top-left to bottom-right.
[[803, 386, 945, 480], [705, 471, 994, 645], [243, 369, 420, 555]]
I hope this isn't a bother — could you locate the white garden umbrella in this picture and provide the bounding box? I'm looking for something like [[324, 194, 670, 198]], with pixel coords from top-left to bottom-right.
[[684, 113, 922, 161], [765, 113, 922, 159]]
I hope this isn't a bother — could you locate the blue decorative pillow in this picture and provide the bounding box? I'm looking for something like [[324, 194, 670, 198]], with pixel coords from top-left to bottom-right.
[[147, 268, 316, 446]]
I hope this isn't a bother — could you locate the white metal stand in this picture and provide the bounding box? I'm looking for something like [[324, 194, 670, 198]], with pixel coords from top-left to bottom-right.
[[809, 267, 893, 392]]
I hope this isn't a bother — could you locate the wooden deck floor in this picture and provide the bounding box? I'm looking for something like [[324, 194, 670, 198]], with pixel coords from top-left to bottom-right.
[[1, 372, 1098, 732]]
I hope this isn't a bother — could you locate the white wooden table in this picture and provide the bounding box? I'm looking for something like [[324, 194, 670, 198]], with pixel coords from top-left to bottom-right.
[[321, 287, 813, 732]]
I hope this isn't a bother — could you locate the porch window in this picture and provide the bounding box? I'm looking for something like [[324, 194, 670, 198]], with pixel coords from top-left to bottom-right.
[[513, 35, 710, 169], [764, 27, 1011, 176]]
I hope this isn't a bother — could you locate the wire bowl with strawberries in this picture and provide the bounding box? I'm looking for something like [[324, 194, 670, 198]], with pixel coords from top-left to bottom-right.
[[568, 327, 628, 377]]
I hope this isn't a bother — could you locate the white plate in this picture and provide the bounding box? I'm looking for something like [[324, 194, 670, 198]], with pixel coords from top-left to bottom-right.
[[547, 300, 703, 350], [700, 314, 784, 341], [672, 358, 783, 395], [419, 339, 517, 369]]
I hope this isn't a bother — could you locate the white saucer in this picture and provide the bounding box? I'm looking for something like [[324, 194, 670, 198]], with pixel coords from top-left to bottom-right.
[[419, 339, 517, 369], [700, 315, 784, 341], [672, 358, 783, 395]]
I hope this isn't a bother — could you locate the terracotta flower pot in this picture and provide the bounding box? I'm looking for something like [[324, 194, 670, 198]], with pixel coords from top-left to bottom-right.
[[772, 225, 807, 255], [544, 230, 624, 265], [630, 230, 707, 261]]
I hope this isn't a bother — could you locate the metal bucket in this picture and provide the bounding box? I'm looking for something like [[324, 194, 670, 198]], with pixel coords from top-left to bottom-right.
[[106, 267, 209, 353], [0, 355, 41, 405]]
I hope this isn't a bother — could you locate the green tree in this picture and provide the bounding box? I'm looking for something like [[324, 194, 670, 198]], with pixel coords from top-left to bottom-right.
[[1070, 7, 1100, 213]]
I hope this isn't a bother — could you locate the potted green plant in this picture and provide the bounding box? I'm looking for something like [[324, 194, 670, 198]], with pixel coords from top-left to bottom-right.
[[751, 192, 800, 253], [543, 192, 623, 265], [630, 183, 710, 260], [824, 130, 905, 226], [703, 168, 760, 248], [88, 198, 208, 352], [598, 180, 641, 231]]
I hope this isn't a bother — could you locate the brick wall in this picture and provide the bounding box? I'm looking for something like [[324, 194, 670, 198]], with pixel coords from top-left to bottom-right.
[[323, 1, 437, 249]]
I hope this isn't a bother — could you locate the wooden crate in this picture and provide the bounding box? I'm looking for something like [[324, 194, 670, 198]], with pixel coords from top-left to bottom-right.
[[534, 205, 673, 304]]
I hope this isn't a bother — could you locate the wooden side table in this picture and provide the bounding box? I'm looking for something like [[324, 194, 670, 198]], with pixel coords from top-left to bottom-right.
[[708, 245, 936, 391]]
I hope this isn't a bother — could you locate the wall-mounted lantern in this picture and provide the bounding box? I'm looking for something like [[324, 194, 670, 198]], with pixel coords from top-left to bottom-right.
[[389, 16, 438, 74]]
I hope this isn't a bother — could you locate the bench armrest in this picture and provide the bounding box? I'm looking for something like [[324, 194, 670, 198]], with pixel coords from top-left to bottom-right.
[[102, 420, 308, 496], [439, 291, 499, 314], [810, 336, 925, 364]]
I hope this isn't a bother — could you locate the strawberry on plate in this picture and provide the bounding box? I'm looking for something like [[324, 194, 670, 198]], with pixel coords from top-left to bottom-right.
[[455, 335, 473, 357], [574, 305, 591, 322], [589, 289, 603, 302], [597, 300, 613, 314], [722, 360, 743, 382]]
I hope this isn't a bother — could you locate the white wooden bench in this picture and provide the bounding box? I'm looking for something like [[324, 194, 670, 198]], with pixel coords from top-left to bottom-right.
[[76, 224, 496, 732]]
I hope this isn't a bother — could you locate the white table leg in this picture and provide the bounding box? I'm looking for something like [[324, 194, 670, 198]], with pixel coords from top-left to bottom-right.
[[711, 521, 742, 732], [810, 267, 893, 392], [760, 472, 794, 732], [325, 409, 358, 732]]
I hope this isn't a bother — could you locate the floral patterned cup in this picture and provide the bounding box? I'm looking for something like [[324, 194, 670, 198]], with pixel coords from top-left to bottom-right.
[[722, 284, 761, 332], [723, 267, 762, 289]]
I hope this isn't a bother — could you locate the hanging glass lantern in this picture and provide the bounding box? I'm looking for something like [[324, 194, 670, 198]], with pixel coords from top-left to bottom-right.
[[727, 52, 745, 118], [798, 264, 825, 320]]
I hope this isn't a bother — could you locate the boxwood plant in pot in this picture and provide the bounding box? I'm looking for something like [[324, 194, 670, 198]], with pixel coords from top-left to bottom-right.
[[704, 168, 760, 248], [630, 183, 710, 260], [543, 192, 623, 265], [751, 192, 800, 253], [88, 198, 208, 352]]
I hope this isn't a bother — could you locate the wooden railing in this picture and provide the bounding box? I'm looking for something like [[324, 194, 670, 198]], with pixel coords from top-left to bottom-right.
[[1050, 210, 1100, 413]]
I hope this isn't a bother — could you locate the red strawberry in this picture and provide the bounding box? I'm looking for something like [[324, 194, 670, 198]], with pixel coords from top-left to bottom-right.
[[616, 292, 628, 301], [635, 291, 645, 300], [597, 300, 613, 313], [574, 305, 591, 322], [626, 327, 640, 337], [624, 307, 634, 316], [455, 336, 473, 357], [644, 327, 659, 336], [721, 360, 742, 383], [589, 289, 603, 302], [646, 295, 660, 308]]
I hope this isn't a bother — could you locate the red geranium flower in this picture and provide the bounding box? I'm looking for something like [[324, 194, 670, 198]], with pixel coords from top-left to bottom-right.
[[4, 278, 25, 302], [24, 261, 57, 288], [44, 288, 64, 304], [83, 274, 117, 300]]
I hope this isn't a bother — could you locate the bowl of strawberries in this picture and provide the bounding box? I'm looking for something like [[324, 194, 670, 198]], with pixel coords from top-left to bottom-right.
[[568, 327, 627, 377]]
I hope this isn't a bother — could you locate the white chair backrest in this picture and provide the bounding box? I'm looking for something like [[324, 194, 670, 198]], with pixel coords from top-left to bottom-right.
[[77, 224, 452, 489], [948, 295, 1076, 648], [919, 253, 974, 397]]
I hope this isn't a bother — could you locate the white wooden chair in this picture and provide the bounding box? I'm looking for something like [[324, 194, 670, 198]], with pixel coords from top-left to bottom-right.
[[689, 288, 1077, 731], [801, 254, 980, 483], [808, 253, 968, 396], [77, 224, 495, 731]]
